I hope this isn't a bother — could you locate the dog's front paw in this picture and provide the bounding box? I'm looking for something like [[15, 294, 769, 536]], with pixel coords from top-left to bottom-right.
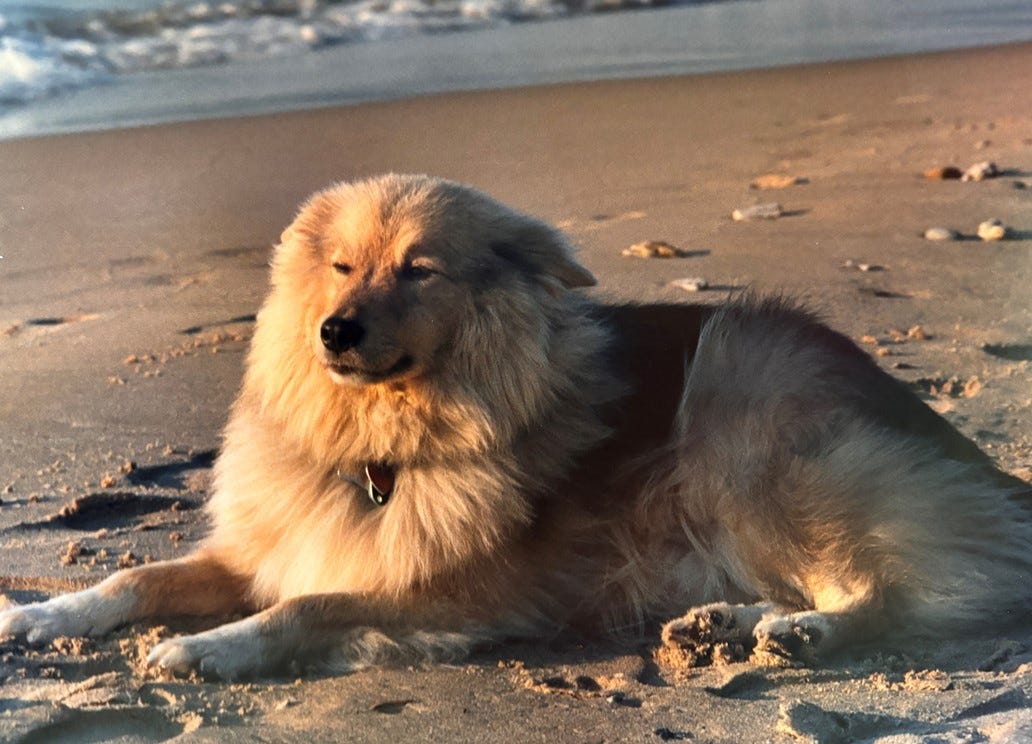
[[662, 603, 743, 646], [752, 612, 829, 667], [147, 617, 272, 680], [658, 602, 756, 668], [0, 588, 129, 644]]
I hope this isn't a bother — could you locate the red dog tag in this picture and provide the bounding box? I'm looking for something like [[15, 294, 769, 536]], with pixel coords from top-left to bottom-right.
[[365, 463, 395, 506]]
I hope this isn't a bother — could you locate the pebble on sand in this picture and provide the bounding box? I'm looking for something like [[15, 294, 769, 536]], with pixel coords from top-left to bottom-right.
[[977, 218, 1009, 241], [622, 240, 690, 259], [732, 203, 782, 221], [668, 277, 709, 292], [923, 166, 963, 180], [924, 227, 959, 241], [961, 161, 999, 182], [749, 174, 805, 190]]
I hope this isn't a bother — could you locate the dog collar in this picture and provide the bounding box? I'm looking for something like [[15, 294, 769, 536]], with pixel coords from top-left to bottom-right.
[[337, 462, 395, 507]]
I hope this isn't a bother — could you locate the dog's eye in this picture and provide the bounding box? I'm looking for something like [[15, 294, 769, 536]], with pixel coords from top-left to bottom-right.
[[331, 262, 352, 275], [399, 264, 435, 281]]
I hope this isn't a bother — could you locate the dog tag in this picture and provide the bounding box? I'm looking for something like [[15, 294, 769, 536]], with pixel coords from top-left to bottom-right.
[[365, 463, 395, 506]]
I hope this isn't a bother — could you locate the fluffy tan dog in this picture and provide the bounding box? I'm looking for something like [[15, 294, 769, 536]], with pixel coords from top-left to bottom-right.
[[2, 174, 1029, 678]]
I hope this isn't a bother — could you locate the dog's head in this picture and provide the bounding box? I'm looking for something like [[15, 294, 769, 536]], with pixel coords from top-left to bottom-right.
[[268, 174, 596, 387]]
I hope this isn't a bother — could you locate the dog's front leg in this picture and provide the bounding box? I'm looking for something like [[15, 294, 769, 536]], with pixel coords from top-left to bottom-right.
[[148, 593, 481, 679], [0, 551, 251, 644]]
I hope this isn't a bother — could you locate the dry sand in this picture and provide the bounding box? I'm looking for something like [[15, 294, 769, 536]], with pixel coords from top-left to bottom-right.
[[1, 42, 1031, 743]]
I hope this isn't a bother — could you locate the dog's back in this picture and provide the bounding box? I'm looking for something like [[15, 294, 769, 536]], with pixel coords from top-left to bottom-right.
[[604, 299, 1032, 663]]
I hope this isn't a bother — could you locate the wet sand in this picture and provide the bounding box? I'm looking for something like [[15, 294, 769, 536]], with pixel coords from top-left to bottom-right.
[[1, 41, 1030, 743]]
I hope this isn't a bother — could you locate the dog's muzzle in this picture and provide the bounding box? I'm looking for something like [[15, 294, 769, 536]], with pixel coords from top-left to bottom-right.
[[320, 317, 365, 354]]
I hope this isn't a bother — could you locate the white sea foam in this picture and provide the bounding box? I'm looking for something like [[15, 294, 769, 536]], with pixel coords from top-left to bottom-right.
[[0, 28, 107, 104], [0, 0, 669, 106]]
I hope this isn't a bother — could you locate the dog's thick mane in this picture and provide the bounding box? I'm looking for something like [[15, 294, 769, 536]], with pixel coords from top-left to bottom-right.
[[209, 180, 625, 605], [242, 235, 618, 474]]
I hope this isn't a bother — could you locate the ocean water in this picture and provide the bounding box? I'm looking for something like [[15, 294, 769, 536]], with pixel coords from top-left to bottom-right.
[[0, 0, 1030, 140]]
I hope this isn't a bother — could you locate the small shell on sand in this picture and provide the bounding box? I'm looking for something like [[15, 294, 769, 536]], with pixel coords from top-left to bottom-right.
[[924, 227, 959, 241], [977, 218, 1009, 241], [732, 203, 782, 221], [923, 166, 962, 180], [750, 174, 804, 190], [668, 277, 709, 292], [843, 259, 883, 272], [622, 240, 688, 259], [962, 161, 999, 182]]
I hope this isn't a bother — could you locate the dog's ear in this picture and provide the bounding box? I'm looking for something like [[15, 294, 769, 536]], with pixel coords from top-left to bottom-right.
[[490, 223, 596, 291], [278, 189, 341, 251], [275, 210, 312, 254]]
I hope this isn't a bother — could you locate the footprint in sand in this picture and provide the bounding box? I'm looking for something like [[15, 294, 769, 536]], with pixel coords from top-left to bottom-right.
[[178, 314, 256, 336], [22, 490, 202, 531], [204, 244, 272, 269], [105, 252, 211, 290], [983, 343, 1032, 362], [9, 704, 192, 743], [25, 315, 99, 328], [894, 93, 933, 105], [557, 210, 647, 233], [813, 112, 851, 127], [3, 314, 100, 339]]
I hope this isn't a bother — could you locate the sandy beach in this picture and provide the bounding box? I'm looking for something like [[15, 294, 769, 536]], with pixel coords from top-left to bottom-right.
[[1, 41, 1031, 742]]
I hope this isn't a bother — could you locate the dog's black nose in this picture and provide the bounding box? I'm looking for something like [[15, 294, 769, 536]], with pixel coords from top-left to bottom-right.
[[320, 317, 365, 353]]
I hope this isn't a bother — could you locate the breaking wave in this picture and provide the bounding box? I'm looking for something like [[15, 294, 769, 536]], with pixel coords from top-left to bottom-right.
[[0, 0, 679, 105]]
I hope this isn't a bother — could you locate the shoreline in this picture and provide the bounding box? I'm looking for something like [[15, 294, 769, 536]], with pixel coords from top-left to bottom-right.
[[1, 41, 1030, 741], [2, 0, 1032, 140]]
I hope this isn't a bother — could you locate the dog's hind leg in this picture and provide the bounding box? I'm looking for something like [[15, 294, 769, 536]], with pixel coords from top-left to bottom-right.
[[147, 592, 482, 680], [661, 597, 882, 668], [0, 550, 252, 644], [750, 608, 874, 667]]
